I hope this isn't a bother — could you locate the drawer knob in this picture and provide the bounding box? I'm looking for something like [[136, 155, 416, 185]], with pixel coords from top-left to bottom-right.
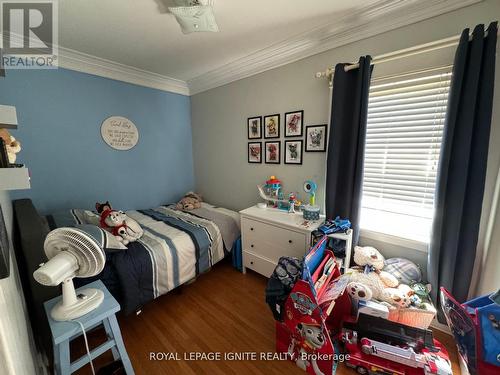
[[250, 244, 254, 248], [250, 227, 254, 231], [250, 261, 254, 265], [288, 240, 293, 244]]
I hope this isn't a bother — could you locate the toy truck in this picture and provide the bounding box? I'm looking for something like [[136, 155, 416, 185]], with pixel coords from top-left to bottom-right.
[[340, 314, 452, 375]]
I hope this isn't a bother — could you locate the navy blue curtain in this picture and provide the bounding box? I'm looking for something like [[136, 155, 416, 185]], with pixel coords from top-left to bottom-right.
[[326, 56, 372, 246], [429, 22, 497, 320]]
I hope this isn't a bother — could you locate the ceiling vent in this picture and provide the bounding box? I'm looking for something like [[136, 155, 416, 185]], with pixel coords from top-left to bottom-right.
[[169, 0, 219, 34]]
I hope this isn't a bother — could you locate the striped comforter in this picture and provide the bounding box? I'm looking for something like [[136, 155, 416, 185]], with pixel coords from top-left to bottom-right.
[[129, 206, 225, 298], [49, 205, 236, 314]]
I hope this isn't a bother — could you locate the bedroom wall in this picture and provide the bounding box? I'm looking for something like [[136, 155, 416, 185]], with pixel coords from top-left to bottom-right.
[[0, 68, 194, 214], [191, 0, 500, 284], [0, 191, 38, 375]]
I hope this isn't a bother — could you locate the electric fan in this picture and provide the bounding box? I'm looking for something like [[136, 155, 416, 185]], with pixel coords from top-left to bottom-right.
[[33, 227, 106, 321]]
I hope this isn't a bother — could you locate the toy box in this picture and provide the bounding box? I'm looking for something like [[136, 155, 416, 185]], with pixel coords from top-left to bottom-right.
[[275, 236, 351, 374], [440, 287, 500, 374]]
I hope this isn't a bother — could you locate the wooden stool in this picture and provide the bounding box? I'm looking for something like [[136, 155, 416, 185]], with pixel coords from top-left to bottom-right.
[[44, 280, 134, 375]]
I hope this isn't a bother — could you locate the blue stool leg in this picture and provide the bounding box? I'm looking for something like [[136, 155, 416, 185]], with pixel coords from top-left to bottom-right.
[[107, 315, 135, 375], [53, 343, 60, 375], [56, 341, 71, 375], [103, 319, 120, 360]]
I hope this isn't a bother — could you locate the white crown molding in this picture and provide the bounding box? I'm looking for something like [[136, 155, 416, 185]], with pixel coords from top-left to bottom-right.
[[187, 0, 482, 95], [58, 47, 190, 95], [1, 32, 190, 95], [1, 0, 480, 96]]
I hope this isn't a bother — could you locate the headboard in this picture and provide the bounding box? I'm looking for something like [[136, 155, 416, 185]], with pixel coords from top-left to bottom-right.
[[12, 199, 58, 361]]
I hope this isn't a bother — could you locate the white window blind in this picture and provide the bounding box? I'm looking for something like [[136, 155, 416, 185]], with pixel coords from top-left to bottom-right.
[[360, 67, 452, 243]]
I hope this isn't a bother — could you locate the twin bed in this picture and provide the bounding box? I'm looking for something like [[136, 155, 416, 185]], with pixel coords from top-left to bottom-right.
[[13, 199, 241, 357], [47, 203, 241, 314]]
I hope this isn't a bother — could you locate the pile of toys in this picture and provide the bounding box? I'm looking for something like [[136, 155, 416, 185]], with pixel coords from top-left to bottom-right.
[[266, 236, 454, 375], [342, 245, 437, 329], [257, 176, 325, 221], [259, 176, 303, 211]]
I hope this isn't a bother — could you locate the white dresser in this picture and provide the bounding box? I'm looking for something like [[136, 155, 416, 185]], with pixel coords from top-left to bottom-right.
[[240, 205, 323, 277]]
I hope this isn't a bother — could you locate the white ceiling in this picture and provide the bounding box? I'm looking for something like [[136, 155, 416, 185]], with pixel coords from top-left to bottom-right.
[[57, 0, 480, 94], [59, 0, 380, 81]]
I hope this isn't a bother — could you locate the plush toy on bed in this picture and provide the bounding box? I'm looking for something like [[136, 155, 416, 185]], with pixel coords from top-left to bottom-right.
[[96, 201, 143, 245], [176, 192, 202, 211]]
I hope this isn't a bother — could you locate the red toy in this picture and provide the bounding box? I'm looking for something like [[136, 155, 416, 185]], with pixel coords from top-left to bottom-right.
[[276, 236, 351, 375], [341, 314, 452, 374], [272, 235, 453, 375]]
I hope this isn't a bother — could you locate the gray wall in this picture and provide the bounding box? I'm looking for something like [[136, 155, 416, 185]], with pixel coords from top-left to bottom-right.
[[0, 191, 38, 374], [191, 0, 500, 288]]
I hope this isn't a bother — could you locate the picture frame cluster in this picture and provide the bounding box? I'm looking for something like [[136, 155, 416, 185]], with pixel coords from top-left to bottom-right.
[[247, 111, 327, 164]]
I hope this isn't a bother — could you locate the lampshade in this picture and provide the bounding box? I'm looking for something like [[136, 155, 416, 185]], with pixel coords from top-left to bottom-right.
[[0, 105, 18, 129]]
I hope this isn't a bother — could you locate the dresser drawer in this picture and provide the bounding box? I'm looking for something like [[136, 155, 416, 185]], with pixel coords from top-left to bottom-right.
[[243, 250, 276, 277], [241, 217, 306, 261]]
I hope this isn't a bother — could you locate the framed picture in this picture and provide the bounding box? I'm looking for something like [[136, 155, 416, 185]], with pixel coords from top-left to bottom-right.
[[264, 114, 280, 138], [247, 116, 262, 139], [284, 140, 303, 165], [0, 206, 10, 279], [265, 141, 281, 164], [305, 124, 328, 152], [248, 142, 262, 163], [284, 110, 304, 137]]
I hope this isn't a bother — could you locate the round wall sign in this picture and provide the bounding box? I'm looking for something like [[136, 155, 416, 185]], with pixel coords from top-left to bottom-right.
[[101, 116, 139, 150]]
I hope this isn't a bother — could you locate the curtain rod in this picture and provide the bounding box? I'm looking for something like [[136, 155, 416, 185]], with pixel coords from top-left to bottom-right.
[[316, 29, 499, 84]]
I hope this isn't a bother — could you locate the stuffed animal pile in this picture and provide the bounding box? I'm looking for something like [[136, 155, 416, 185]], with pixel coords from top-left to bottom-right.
[[344, 246, 431, 310], [176, 192, 202, 211], [96, 201, 143, 245]]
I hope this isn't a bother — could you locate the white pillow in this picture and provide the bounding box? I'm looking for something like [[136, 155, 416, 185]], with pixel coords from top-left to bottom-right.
[[82, 210, 101, 226], [169, 5, 219, 34]]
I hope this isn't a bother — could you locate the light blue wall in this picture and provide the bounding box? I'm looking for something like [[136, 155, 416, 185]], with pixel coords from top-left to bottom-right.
[[0, 68, 194, 213]]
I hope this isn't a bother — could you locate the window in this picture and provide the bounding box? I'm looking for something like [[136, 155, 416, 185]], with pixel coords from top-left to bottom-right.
[[360, 67, 452, 243]]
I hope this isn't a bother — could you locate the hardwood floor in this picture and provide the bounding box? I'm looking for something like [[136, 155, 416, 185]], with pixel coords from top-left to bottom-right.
[[72, 260, 461, 374]]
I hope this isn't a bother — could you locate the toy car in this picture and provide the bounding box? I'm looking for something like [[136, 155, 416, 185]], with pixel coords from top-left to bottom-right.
[[340, 314, 452, 375], [319, 216, 351, 234]]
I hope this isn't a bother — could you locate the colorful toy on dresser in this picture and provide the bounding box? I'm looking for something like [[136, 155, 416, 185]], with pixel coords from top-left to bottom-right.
[[302, 180, 320, 221], [257, 176, 303, 212], [264, 176, 284, 208]]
